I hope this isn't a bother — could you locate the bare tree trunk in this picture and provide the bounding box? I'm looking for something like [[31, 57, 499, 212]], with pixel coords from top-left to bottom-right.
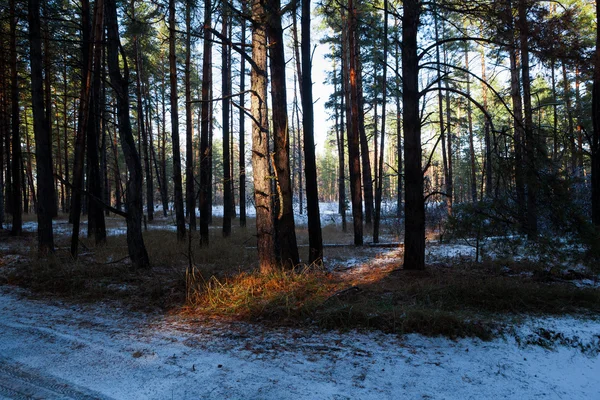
[[465, 44, 477, 203], [222, 3, 232, 237], [334, 60, 347, 232], [395, 17, 402, 221], [9, 0, 22, 236], [185, 0, 195, 230], [105, 0, 150, 269], [434, 4, 449, 212], [344, 0, 363, 246], [239, 0, 247, 228], [199, 0, 212, 245], [267, 0, 299, 267], [373, 0, 388, 244], [169, 0, 186, 240], [70, 0, 91, 256], [301, 0, 323, 263], [402, 0, 425, 270], [28, 0, 55, 253], [251, 0, 277, 271], [132, 23, 154, 224], [159, 67, 169, 216], [591, 0, 600, 227], [87, 0, 106, 243], [518, 0, 537, 237], [481, 42, 492, 197]]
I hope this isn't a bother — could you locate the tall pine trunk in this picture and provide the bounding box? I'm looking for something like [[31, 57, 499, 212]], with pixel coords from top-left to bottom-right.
[[239, 0, 247, 227], [251, 0, 277, 271], [185, 0, 195, 230], [28, 0, 55, 253], [373, 0, 388, 244], [10, 0, 22, 236], [169, 0, 186, 240], [199, 0, 212, 245], [222, 3, 232, 237], [402, 0, 425, 270], [105, 0, 150, 269], [344, 0, 363, 246], [268, 0, 299, 267]]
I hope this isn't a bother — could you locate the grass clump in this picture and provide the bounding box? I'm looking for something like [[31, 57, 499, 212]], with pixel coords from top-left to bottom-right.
[[185, 266, 342, 323]]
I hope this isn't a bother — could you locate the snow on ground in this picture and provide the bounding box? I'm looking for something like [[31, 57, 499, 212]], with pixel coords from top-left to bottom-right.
[[0, 286, 599, 399]]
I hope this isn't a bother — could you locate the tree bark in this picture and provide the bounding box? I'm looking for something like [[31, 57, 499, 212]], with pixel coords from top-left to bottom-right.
[[222, 2, 232, 237], [239, 0, 247, 228], [373, 0, 388, 244], [465, 44, 477, 203], [199, 0, 212, 246], [185, 0, 195, 230], [592, 0, 600, 227], [344, 0, 363, 246], [169, 0, 186, 241], [28, 0, 55, 253], [10, 0, 22, 236], [87, 0, 106, 243], [518, 0, 537, 237], [268, 0, 299, 267], [105, 0, 150, 269], [251, 0, 277, 271], [402, 0, 425, 270]]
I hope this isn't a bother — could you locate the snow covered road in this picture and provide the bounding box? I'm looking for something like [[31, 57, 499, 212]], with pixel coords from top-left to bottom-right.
[[0, 286, 599, 399]]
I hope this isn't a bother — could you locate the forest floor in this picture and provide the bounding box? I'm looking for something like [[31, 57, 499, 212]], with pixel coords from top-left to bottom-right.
[[0, 203, 599, 399]]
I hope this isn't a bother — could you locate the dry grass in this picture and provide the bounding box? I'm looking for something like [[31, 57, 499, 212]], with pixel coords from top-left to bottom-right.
[[2, 215, 600, 339], [185, 266, 340, 323]]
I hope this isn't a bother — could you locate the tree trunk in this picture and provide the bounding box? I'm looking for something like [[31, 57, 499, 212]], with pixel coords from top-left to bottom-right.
[[10, 0, 22, 236], [518, 0, 537, 237], [28, 0, 55, 253], [87, 0, 106, 243], [239, 0, 247, 228], [268, 0, 300, 267], [344, 0, 363, 246], [334, 60, 347, 232], [481, 43, 492, 197], [373, 0, 388, 244], [105, 0, 150, 269], [402, 0, 425, 270], [70, 0, 91, 256], [395, 16, 402, 221], [465, 45, 477, 203], [592, 0, 600, 227], [185, 0, 195, 230], [169, 0, 186, 241], [199, 0, 212, 246], [133, 24, 154, 224], [222, 3, 232, 237], [251, 0, 277, 271]]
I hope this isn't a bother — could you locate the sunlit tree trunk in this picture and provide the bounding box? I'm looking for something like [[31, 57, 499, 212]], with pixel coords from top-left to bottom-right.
[[268, 0, 299, 266], [344, 0, 363, 246], [251, 0, 277, 271]]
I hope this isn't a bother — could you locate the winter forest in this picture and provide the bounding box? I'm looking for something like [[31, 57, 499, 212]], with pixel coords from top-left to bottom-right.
[[1, 0, 600, 398]]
